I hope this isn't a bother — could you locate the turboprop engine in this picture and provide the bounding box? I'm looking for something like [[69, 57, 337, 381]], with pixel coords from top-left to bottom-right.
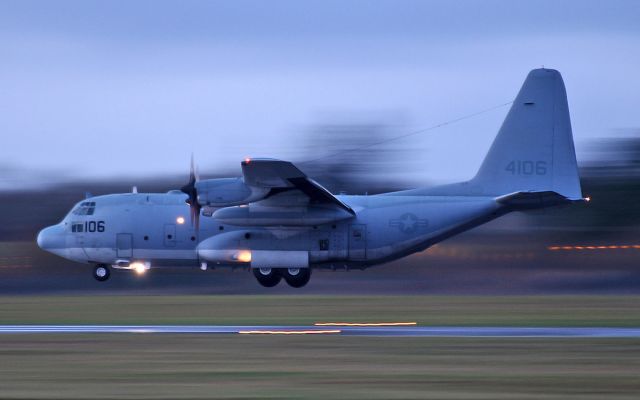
[[195, 178, 270, 207], [181, 158, 357, 229], [212, 203, 353, 226]]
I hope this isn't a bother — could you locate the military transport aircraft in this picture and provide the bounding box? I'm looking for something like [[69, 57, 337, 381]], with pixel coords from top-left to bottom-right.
[[37, 68, 584, 288]]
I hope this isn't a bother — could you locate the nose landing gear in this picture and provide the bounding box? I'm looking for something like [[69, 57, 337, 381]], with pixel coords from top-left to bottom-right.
[[93, 264, 111, 282]]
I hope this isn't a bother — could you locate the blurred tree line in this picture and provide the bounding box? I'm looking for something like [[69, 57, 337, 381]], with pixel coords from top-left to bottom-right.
[[2, 134, 640, 242]]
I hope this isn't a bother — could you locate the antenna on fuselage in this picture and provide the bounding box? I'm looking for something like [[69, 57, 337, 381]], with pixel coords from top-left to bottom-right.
[[300, 101, 513, 164]]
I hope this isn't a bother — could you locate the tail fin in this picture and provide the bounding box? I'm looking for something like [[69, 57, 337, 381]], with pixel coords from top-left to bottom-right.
[[470, 68, 582, 199]]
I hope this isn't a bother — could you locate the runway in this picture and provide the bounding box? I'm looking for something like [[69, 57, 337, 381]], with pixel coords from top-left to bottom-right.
[[1, 325, 640, 337]]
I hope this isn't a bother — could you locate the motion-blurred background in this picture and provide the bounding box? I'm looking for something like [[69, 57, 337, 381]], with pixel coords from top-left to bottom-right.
[[1, 0, 639, 294]]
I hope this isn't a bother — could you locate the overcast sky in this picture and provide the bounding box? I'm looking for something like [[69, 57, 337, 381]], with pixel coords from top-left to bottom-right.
[[1, 0, 639, 188]]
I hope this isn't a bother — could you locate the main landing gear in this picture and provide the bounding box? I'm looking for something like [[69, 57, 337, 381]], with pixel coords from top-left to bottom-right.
[[282, 268, 311, 288], [252, 267, 311, 288], [252, 268, 282, 287], [93, 264, 111, 282]]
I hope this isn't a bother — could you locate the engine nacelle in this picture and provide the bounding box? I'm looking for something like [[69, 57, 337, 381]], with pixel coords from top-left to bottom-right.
[[197, 230, 309, 268], [195, 178, 270, 207], [212, 204, 353, 226]]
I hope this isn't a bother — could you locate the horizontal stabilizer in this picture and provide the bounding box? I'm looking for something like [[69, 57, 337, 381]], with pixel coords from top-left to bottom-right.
[[496, 191, 582, 210]]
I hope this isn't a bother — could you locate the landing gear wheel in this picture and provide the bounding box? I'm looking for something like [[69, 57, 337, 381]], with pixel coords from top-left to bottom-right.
[[283, 268, 311, 288], [93, 264, 111, 282], [252, 267, 282, 287]]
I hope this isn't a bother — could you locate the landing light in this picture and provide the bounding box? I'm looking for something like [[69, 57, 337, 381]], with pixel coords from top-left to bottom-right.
[[236, 251, 252, 263], [176, 216, 185, 224], [130, 262, 147, 275]]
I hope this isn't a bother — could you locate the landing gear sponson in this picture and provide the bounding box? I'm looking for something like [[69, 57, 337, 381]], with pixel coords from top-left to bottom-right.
[[252, 268, 311, 288]]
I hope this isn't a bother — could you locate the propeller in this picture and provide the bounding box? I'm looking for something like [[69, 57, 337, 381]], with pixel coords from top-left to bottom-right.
[[180, 155, 201, 230]]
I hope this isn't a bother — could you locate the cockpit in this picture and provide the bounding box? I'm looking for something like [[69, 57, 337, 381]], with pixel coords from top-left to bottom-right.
[[71, 201, 96, 216]]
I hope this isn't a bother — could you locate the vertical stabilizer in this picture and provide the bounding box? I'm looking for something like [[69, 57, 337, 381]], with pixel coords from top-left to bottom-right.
[[471, 68, 582, 199]]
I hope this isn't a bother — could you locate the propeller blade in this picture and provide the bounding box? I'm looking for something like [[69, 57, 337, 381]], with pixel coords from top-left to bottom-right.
[[190, 153, 196, 180], [180, 154, 201, 230], [194, 204, 201, 231]]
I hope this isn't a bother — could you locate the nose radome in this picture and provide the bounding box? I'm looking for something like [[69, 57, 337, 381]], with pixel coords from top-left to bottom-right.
[[37, 226, 51, 249], [37, 225, 64, 250]]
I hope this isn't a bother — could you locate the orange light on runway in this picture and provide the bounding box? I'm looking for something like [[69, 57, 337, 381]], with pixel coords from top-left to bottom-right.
[[548, 244, 640, 251], [314, 322, 417, 327], [237, 329, 341, 335]]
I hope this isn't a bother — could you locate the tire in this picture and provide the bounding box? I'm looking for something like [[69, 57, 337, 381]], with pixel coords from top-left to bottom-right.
[[252, 267, 282, 287], [93, 264, 111, 282], [283, 267, 311, 288]]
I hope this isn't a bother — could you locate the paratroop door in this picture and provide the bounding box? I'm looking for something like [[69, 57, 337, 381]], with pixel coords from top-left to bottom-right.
[[348, 224, 367, 260], [116, 233, 133, 258]]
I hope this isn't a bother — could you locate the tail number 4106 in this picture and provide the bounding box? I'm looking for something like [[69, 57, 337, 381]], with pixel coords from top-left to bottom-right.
[[505, 160, 547, 175]]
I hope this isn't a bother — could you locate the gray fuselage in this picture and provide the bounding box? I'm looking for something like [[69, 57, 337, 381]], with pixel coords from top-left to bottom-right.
[[37, 190, 502, 270]]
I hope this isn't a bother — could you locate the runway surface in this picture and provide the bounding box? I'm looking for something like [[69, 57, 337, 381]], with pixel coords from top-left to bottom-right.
[[1, 325, 640, 337]]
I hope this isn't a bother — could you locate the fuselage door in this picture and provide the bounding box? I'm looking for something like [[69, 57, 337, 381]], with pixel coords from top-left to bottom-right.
[[348, 224, 367, 260], [164, 224, 176, 247], [116, 233, 133, 258], [75, 233, 85, 247]]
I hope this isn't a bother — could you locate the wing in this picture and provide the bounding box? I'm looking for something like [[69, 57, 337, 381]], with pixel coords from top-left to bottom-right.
[[241, 158, 354, 214]]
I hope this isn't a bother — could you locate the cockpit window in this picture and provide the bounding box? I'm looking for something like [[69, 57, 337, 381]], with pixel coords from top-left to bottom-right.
[[71, 223, 84, 232], [72, 201, 96, 216]]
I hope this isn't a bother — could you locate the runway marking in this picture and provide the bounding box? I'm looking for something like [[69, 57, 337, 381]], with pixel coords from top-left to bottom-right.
[[314, 322, 417, 327], [238, 329, 341, 335], [1, 326, 640, 337]]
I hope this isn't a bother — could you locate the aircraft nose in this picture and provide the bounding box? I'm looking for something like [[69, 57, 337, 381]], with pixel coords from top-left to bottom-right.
[[37, 224, 65, 251]]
